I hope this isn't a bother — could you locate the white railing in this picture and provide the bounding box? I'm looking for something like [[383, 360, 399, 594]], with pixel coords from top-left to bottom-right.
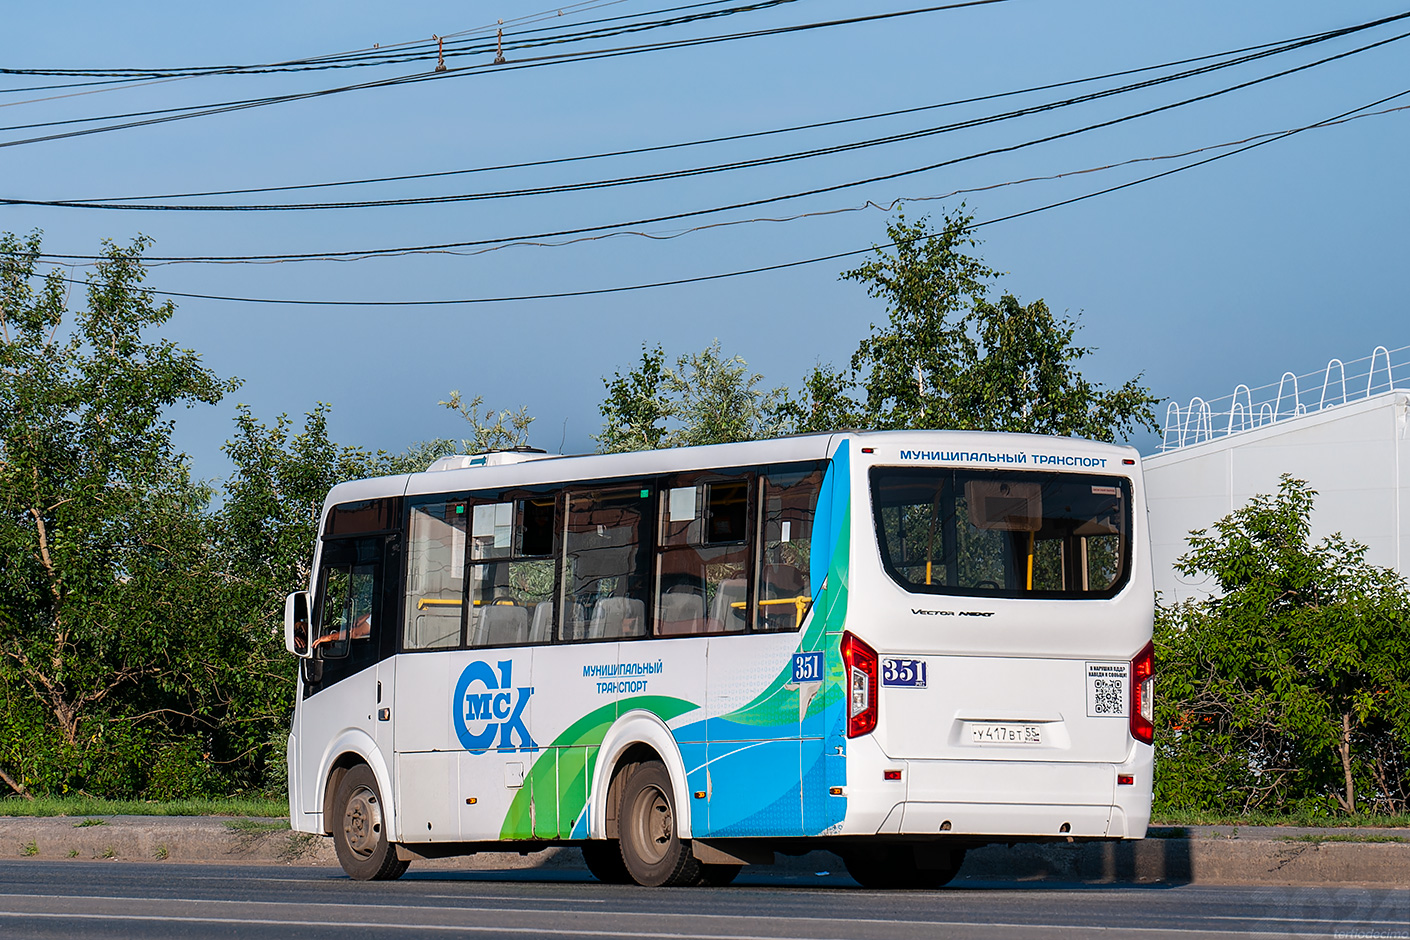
[[1160, 344, 1408, 451]]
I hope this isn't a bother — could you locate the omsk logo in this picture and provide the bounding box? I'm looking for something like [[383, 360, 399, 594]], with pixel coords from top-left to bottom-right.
[[452, 660, 536, 754]]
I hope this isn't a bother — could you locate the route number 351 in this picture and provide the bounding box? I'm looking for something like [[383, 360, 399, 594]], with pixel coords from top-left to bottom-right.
[[881, 658, 927, 688]]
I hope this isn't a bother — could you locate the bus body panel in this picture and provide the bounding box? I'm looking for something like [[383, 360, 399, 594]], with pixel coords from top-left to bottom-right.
[[832, 437, 1153, 841], [288, 431, 1154, 858]]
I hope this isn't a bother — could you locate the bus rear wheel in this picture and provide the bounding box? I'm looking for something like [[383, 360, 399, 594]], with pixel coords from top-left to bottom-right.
[[842, 845, 966, 889], [617, 761, 701, 887], [332, 765, 409, 881]]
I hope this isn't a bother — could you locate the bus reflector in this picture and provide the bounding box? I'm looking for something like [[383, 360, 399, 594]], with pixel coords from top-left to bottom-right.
[[1117, 775, 1134, 786], [841, 631, 878, 737], [1130, 640, 1155, 745], [883, 770, 901, 781]]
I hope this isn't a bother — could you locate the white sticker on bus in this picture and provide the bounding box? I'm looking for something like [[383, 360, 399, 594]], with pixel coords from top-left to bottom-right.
[[1085, 661, 1128, 717]]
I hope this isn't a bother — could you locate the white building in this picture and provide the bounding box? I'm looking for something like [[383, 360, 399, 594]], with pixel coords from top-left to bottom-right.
[[1144, 346, 1410, 603]]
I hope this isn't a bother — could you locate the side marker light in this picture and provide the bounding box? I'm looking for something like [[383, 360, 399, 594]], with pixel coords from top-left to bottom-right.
[[883, 770, 902, 781], [1117, 775, 1134, 786]]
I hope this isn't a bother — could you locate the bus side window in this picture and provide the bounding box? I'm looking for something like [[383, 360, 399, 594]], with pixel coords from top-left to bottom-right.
[[404, 500, 468, 651], [466, 494, 556, 648], [655, 475, 751, 637], [756, 467, 823, 632], [561, 487, 652, 642], [314, 563, 376, 659]]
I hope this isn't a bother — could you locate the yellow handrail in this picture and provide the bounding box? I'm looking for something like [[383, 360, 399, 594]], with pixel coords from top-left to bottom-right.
[[730, 595, 811, 629]]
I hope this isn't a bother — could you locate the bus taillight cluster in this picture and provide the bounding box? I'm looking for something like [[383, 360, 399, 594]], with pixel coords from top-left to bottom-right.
[[842, 631, 879, 738]]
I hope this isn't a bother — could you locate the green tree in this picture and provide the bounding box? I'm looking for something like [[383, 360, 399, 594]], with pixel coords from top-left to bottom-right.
[[770, 362, 863, 435], [0, 231, 234, 793], [1155, 476, 1410, 816], [211, 403, 392, 793], [662, 341, 786, 447], [597, 343, 671, 453], [597, 341, 788, 452], [439, 390, 535, 452], [219, 403, 387, 616], [843, 209, 1158, 442]]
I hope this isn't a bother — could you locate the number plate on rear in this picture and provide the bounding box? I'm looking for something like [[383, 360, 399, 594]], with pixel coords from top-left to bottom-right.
[[881, 658, 927, 687], [970, 723, 1042, 745]]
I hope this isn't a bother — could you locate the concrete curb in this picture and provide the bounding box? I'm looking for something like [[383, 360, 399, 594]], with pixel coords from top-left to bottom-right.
[[2, 817, 1407, 886]]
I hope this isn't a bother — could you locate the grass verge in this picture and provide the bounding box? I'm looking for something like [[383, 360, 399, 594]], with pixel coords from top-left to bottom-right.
[[1278, 834, 1408, 844], [0, 796, 287, 818], [1153, 810, 1410, 828], [224, 819, 290, 832]]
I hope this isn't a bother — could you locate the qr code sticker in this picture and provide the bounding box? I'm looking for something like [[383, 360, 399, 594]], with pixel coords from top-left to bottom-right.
[[1092, 678, 1124, 716], [1086, 661, 1129, 717]]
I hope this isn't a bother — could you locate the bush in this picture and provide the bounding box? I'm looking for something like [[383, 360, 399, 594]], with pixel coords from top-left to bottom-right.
[[1154, 476, 1410, 817]]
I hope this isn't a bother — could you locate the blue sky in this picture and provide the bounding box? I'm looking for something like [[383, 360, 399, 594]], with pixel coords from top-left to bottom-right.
[[3, 1, 1406, 483]]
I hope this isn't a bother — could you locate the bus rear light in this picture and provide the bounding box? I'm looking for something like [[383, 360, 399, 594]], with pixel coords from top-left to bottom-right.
[[1130, 640, 1154, 745], [841, 631, 878, 737]]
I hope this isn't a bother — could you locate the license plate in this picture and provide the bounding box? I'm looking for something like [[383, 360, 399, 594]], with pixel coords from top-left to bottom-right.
[[970, 722, 1042, 745]]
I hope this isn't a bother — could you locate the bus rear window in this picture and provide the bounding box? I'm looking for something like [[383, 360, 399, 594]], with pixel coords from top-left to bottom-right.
[[870, 468, 1130, 599]]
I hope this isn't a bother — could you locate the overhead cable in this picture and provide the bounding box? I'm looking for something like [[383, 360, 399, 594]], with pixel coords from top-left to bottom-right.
[[20, 24, 1406, 265], [40, 87, 1410, 305], [0, 1, 1019, 150], [38, 14, 1405, 208]]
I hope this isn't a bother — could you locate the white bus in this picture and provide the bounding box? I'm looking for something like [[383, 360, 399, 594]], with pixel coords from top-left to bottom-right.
[[284, 431, 1154, 887]]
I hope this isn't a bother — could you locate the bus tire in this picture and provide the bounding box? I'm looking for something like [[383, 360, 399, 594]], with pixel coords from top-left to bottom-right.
[[331, 764, 409, 881], [842, 845, 965, 889], [617, 761, 701, 887], [581, 840, 632, 884]]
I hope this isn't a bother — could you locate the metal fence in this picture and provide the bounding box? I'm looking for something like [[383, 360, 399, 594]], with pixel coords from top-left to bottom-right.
[[1159, 344, 1408, 452]]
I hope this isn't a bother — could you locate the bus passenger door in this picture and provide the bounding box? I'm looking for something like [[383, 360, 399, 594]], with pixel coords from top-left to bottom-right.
[[296, 536, 394, 829]]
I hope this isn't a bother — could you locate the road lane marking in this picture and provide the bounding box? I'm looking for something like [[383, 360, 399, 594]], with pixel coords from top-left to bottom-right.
[[0, 910, 1345, 938], [419, 894, 608, 903], [0, 892, 1405, 932]]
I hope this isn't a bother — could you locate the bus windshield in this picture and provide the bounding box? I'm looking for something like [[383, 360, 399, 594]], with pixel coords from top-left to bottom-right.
[[870, 467, 1130, 599]]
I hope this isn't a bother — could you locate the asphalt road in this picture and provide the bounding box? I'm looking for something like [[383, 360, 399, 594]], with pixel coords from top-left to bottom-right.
[[1, 861, 1406, 939]]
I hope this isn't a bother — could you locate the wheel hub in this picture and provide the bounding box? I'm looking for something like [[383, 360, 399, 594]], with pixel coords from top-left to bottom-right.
[[636, 785, 673, 865], [343, 785, 382, 859]]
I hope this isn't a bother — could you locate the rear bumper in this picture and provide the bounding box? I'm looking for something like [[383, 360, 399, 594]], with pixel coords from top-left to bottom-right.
[[840, 735, 1153, 840]]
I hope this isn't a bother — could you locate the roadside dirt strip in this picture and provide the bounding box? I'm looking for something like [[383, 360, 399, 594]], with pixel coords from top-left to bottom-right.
[[2, 817, 1406, 886]]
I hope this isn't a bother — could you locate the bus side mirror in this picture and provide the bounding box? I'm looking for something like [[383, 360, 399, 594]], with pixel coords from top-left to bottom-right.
[[286, 591, 312, 658]]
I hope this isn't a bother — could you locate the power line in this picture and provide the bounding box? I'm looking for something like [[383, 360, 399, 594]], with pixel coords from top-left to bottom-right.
[[22, 22, 1407, 265], [5, 17, 1404, 212], [47, 87, 1408, 306], [39, 14, 1402, 208], [0, 1, 1017, 150], [160, 101, 1402, 266], [0, 1, 764, 80], [0, 1, 636, 94], [0, 1, 794, 118]]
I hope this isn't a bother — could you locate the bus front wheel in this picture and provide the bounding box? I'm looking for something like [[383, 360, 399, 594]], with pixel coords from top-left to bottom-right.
[[617, 761, 701, 887], [331, 765, 409, 881]]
